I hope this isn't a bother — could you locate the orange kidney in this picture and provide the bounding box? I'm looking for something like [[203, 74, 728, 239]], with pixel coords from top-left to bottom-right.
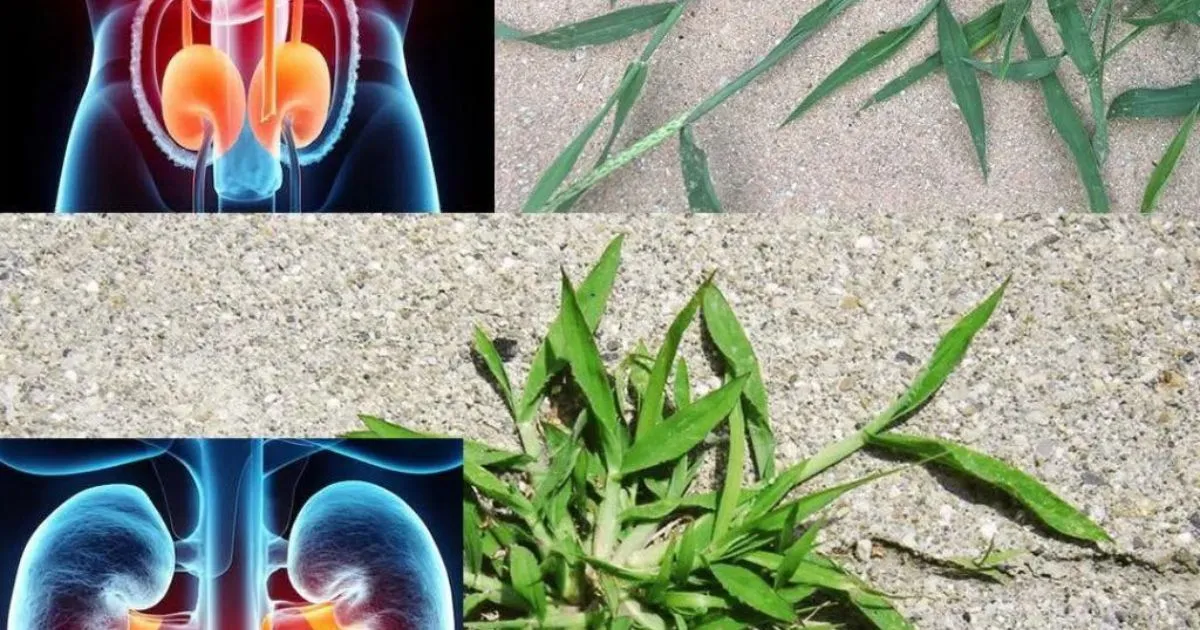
[[247, 41, 331, 154], [160, 45, 247, 155]]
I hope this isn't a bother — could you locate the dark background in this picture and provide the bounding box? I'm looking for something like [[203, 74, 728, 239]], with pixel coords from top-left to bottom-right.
[[0, 1, 492, 213]]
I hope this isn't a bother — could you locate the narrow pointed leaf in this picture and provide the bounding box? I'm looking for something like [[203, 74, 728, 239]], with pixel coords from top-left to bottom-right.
[[1108, 79, 1200, 119], [712, 388, 747, 542], [518, 236, 623, 422], [496, 4, 677, 49], [474, 326, 516, 416], [508, 545, 546, 619], [637, 284, 704, 440], [937, 0, 989, 179], [464, 499, 483, 574], [709, 564, 797, 623], [994, 0, 1031, 77], [558, 272, 623, 470], [1047, 0, 1108, 160], [1141, 104, 1199, 213], [465, 461, 535, 519], [965, 54, 1063, 81], [679, 125, 723, 212], [784, 0, 937, 124], [774, 518, 825, 589], [674, 358, 692, 408], [1021, 22, 1110, 213], [868, 432, 1112, 543], [621, 375, 749, 475], [862, 3, 1003, 109], [702, 284, 775, 479]]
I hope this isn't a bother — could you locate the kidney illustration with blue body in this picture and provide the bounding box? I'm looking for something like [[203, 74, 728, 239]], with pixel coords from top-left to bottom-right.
[[0, 438, 462, 630]]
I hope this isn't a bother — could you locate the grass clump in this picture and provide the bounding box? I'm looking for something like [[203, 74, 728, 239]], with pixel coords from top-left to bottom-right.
[[502, 1, 1199, 213], [349, 236, 1110, 628]]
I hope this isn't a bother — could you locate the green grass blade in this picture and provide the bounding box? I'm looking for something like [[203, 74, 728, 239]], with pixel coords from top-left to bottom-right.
[[773, 518, 825, 589], [862, 3, 1003, 110], [702, 284, 776, 480], [496, 4, 677, 49], [508, 545, 546, 619], [621, 491, 718, 522], [1047, 0, 1108, 161], [709, 564, 797, 623], [784, 0, 938, 125], [1108, 79, 1200, 119], [1141, 104, 1199, 213], [870, 433, 1111, 543], [679, 125, 724, 212], [876, 277, 1009, 428], [474, 326, 516, 417], [465, 461, 536, 519], [995, 0, 1031, 78], [712, 388, 747, 543], [557, 272, 624, 471], [965, 54, 1063, 81], [1021, 22, 1110, 213], [744, 465, 910, 533], [937, 0, 989, 180], [518, 236, 623, 423], [621, 375, 749, 476], [636, 284, 704, 440], [674, 358, 692, 408], [689, 0, 864, 122], [465, 499, 483, 574]]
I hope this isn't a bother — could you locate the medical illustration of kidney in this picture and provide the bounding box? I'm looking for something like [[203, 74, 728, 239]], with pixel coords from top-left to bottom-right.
[[55, 0, 442, 212], [0, 439, 462, 630]]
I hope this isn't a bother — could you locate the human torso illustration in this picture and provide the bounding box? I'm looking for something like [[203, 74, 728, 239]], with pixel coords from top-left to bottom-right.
[[57, 0, 440, 212], [1, 439, 459, 630]]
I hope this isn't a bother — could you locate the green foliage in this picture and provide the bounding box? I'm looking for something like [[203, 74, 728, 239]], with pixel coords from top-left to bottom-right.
[[501, 0, 1196, 212], [349, 236, 1110, 628]]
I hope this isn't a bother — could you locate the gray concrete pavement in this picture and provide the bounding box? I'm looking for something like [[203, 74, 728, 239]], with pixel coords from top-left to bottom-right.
[[0, 214, 1197, 627]]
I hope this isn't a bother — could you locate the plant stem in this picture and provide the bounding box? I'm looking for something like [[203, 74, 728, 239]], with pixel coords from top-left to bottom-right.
[[593, 476, 623, 558], [779, 396, 911, 487], [465, 570, 505, 592], [1100, 24, 1146, 64]]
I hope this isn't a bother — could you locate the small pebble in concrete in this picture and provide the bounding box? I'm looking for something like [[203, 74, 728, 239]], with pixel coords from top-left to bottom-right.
[[855, 539, 873, 562]]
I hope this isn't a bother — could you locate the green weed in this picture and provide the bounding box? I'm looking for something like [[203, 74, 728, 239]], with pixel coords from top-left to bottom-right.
[[350, 236, 1110, 628], [501, 1, 1199, 213]]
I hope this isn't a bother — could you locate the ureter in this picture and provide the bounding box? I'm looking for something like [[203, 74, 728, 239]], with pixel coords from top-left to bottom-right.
[[290, 0, 304, 42], [181, 0, 193, 46], [262, 0, 278, 121]]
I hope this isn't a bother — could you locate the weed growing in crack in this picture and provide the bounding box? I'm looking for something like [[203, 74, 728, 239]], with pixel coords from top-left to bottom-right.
[[349, 236, 1109, 628]]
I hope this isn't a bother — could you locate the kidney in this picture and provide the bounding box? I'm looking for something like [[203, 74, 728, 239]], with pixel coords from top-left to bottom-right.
[[287, 481, 453, 630], [7, 484, 175, 630]]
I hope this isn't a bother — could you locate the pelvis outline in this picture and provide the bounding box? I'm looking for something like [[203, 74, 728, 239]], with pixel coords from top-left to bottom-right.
[[130, 0, 361, 169]]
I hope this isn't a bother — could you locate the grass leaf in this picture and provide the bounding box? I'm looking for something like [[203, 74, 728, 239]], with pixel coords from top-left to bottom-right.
[[636, 284, 703, 440], [508, 545, 546, 619], [557, 271, 624, 471], [702, 284, 776, 480], [518, 236, 623, 423], [496, 4, 678, 49], [621, 375, 749, 476], [878, 277, 1009, 428], [774, 517, 825, 589], [1108, 79, 1200, 119], [1141, 104, 1200, 213], [1021, 21, 1110, 213], [713, 387, 747, 542], [862, 3, 1003, 109], [465, 499, 483, 574], [474, 326, 516, 417], [674, 358, 692, 409], [465, 461, 536, 520], [868, 432, 1112, 543], [937, 0, 989, 180], [994, 0, 1031, 77], [709, 564, 797, 623], [1047, 0, 1108, 161], [784, 0, 938, 124], [679, 125, 724, 212], [965, 54, 1063, 81]]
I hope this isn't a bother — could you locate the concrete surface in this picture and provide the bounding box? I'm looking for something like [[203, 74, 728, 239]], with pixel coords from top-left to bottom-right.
[[495, 0, 1200, 212], [1, 213, 1198, 628]]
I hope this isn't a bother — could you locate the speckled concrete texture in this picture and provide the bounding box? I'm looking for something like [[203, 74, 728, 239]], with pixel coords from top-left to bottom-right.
[[495, 0, 1200, 212], [1, 214, 1198, 628]]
